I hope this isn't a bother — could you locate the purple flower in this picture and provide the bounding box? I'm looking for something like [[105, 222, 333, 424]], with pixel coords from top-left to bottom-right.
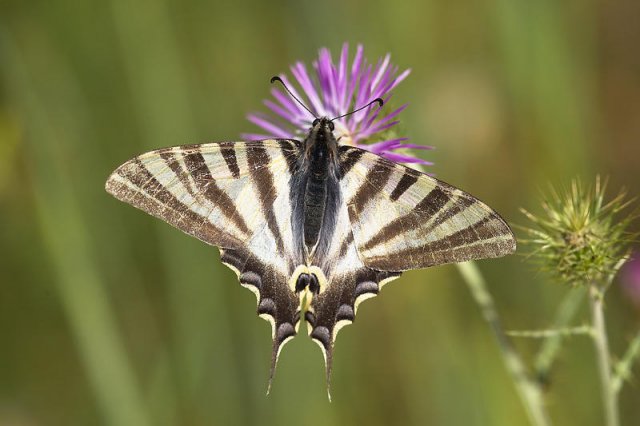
[[244, 43, 433, 165], [622, 253, 640, 308]]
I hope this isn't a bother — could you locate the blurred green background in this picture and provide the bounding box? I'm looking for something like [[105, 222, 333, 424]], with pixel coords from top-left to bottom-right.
[[1, 0, 639, 425]]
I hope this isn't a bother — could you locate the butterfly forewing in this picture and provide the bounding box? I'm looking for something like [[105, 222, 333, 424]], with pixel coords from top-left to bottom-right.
[[338, 146, 516, 271]]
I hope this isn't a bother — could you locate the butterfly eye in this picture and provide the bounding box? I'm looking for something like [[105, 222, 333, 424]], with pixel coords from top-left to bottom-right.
[[312, 118, 320, 127], [328, 121, 335, 131]]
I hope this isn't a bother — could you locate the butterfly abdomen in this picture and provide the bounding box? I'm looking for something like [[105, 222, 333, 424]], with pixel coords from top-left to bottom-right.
[[303, 175, 327, 248]]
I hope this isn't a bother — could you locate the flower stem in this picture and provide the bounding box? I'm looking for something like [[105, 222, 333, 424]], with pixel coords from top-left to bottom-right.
[[507, 325, 592, 338], [456, 262, 551, 426], [534, 288, 586, 383], [589, 285, 619, 426], [612, 329, 640, 394]]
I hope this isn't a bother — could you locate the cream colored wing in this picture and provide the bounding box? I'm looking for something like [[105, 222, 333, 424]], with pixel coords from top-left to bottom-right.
[[338, 146, 516, 271], [105, 139, 302, 390]]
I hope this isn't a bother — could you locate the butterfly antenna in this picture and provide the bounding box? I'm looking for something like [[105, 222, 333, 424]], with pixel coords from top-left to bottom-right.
[[330, 98, 384, 122], [270, 76, 318, 119]]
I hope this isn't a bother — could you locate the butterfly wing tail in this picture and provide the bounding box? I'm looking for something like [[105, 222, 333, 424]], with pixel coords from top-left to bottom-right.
[[220, 248, 299, 394], [266, 320, 297, 395], [305, 313, 335, 401], [307, 268, 401, 400]]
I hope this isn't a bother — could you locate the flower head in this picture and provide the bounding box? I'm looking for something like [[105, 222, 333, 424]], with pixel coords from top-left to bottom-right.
[[244, 43, 432, 165], [520, 177, 637, 288]]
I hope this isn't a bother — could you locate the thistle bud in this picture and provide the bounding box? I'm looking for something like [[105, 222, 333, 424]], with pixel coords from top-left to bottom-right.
[[521, 177, 636, 289]]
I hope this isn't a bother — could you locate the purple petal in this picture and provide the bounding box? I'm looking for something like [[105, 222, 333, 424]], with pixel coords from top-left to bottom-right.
[[353, 65, 373, 125], [366, 138, 410, 152], [381, 151, 433, 165], [345, 44, 364, 111], [316, 50, 331, 102], [371, 54, 391, 92], [315, 56, 331, 105], [318, 48, 338, 114], [291, 62, 324, 116], [264, 99, 296, 123], [394, 68, 411, 86], [271, 87, 303, 120], [363, 105, 408, 135], [241, 133, 273, 140], [337, 43, 349, 111], [278, 74, 315, 117], [247, 114, 292, 138], [396, 143, 435, 150]]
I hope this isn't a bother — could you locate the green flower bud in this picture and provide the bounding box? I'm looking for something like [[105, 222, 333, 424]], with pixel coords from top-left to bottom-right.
[[520, 176, 636, 288]]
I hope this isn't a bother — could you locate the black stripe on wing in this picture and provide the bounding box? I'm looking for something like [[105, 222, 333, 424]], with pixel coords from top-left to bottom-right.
[[181, 151, 252, 235], [219, 141, 241, 178], [247, 145, 286, 254], [338, 146, 365, 179], [348, 159, 394, 217], [389, 168, 419, 201]]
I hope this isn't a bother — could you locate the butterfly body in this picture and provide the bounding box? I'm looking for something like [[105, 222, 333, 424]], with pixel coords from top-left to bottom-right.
[[293, 117, 341, 267], [106, 119, 516, 397]]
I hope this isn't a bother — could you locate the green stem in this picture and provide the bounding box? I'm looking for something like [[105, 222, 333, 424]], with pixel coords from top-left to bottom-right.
[[534, 289, 586, 382], [589, 286, 619, 426], [612, 329, 640, 394], [507, 326, 592, 338], [456, 262, 551, 426]]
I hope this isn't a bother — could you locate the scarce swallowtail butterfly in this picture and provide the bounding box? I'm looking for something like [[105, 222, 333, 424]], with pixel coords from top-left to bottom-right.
[[105, 83, 516, 399]]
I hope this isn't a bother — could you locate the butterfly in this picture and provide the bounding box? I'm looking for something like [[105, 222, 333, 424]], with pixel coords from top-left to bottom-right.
[[105, 91, 516, 399]]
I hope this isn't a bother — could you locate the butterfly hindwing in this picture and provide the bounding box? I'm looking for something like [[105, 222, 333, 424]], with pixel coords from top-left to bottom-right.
[[105, 140, 303, 387], [338, 146, 516, 271], [306, 263, 400, 397], [219, 247, 299, 392]]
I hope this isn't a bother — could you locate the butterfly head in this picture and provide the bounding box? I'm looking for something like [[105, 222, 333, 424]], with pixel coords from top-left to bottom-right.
[[304, 117, 339, 166], [310, 117, 335, 139]]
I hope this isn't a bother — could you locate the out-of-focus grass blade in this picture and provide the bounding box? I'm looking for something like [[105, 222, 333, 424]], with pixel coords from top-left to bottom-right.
[[107, 0, 245, 420], [1, 32, 151, 426], [491, 0, 595, 181]]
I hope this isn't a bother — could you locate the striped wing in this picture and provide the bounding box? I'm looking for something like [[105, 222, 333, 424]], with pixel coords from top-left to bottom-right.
[[105, 140, 303, 389], [339, 146, 516, 271]]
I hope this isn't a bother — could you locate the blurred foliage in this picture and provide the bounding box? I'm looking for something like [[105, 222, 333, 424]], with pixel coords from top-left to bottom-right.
[[1, 0, 639, 425]]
